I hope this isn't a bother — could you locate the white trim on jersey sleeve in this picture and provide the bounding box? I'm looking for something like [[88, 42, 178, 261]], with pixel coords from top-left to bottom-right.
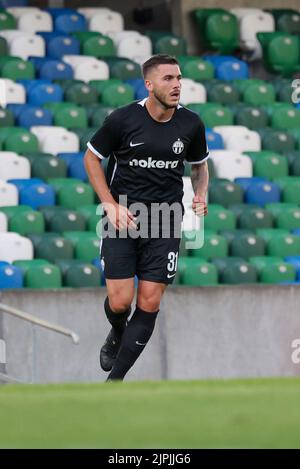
[[87, 141, 106, 160], [186, 152, 210, 165]]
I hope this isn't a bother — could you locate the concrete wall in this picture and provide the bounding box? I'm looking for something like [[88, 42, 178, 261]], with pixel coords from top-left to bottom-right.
[[1, 285, 300, 384]]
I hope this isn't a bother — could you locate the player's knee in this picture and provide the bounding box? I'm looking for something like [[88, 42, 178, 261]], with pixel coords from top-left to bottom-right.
[[109, 295, 132, 314], [138, 294, 161, 312]]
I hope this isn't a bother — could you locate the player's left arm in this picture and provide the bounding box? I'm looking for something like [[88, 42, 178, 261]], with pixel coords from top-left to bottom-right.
[[191, 161, 209, 217]]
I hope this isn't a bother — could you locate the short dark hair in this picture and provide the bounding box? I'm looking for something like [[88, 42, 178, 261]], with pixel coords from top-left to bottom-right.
[[142, 54, 179, 78]]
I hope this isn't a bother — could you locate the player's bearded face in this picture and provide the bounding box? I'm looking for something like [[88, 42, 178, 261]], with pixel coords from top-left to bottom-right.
[[149, 64, 182, 109]]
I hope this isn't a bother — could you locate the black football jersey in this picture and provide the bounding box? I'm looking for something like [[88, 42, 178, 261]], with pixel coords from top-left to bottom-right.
[[87, 98, 209, 206]]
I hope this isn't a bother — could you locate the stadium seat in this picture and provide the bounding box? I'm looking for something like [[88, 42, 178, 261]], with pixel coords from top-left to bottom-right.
[[270, 205, 300, 230], [249, 256, 296, 283], [55, 180, 94, 210], [0, 153, 30, 180], [208, 179, 244, 207], [244, 180, 280, 207], [77, 204, 102, 233], [0, 180, 18, 206], [269, 9, 300, 34], [205, 204, 236, 231], [257, 32, 300, 76], [115, 33, 152, 64], [64, 82, 99, 106], [0, 78, 25, 104], [207, 81, 240, 105], [205, 129, 224, 150], [212, 257, 257, 284], [43, 208, 86, 233], [0, 56, 35, 80], [179, 78, 206, 105], [63, 231, 100, 261], [89, 10, 124, 37], [45, 34, 80, 60], [52, 104, 88, 130], [101, 82, 135, 107], [17, 106, 52, 128], [229, 232, 266, 259], [0, 204, 44, 235], [63, 55, 109, 82], [266, 232, 300, 257], [30, 233, 73, 263], [15, 260, 62, 288], [27, 154, 67, 180], [27, 82, 63, 106], [10, 179, 55, 209], [0, 31, 45, 60], [17, 9, 52, 33], [179, 56, 214, 81], [108, 57, 141, 80], [54, 12, 87, 34], [147, 31, 187, 56], [259, 128, 296, 153], [56, 259, 101, 287], [189, 232, 228, 260], [179, 257, 218, 286], [0, 232, 33, 262], [234, 10, 275, 59], [244, 150, 289, 180], [0, 10, 16, 30], [32, 58, 73, 80], [0, 210, 7, 231], [213, 126, 261, 152], [0, 264, 23, 288], [274, 176, 300, 204], [237, 206, 273, 230], [193, 8, 239, 53], [188, 103, 233, 127], [242, 82, 276, 106], [209, 150, 253, 180], [234, 105, 269, 130], [30, 126, 79, 155]]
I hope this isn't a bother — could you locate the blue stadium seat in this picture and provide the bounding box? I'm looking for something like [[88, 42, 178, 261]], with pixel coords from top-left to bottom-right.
[[46, 8, 79, 18], [244, 180, 281, 207], [46, 35, 80, 60], [234, 177, 268, 192], [7, 104, 30, 119], [27, 83, 63, 106], [205, 129, 224, 150], [216, 59, 249, 81], [92, 258, 106, 286], [29, 58, 73, 80], [8, 179, 55, 209], [57, 152, 87, 181], [125, 79, 147, 99], [17, 106, 53, 128], [17, 79, 52, 93], [54, 13, 87, 34], [0, 265, 23, 289], [292, 228, 300, 237]]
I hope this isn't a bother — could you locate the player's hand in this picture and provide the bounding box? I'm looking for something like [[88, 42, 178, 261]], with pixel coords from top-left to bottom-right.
[[104, 202, 137, 231], [192, 195, 208, 217]]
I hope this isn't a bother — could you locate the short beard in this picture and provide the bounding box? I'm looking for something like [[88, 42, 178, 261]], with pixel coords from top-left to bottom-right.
[[153, 91, 177, 110]]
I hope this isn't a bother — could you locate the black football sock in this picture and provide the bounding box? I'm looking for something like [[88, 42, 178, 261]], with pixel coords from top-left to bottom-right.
[[104, 296, 131, 335], [107, 305, 158, 381]]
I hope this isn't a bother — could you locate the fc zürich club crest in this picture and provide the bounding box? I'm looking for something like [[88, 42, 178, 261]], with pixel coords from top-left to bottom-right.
[[172, 138, 184, 154]]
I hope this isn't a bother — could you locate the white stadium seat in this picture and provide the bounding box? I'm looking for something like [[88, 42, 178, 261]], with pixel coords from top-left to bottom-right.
[[236, 11, 275, 59], [78, 7, 111, 20], [0, 153, 30, 181], [89, 10, 124, 37], [209, 150, 253, 181], [6, 7, 41, 18], [0, 79, 26, 105], [0, 233, 33, 263], [18, 11, 53, 33], [0, 211, 8, 232], [62, 55, 109, 81], [116, 33, 152, 64], [179, 78, 206, 105], [0, 180, 18, 206], [30, 126, 79, 155], [0, 30, 45, 60], [213, 125, 261, 152]]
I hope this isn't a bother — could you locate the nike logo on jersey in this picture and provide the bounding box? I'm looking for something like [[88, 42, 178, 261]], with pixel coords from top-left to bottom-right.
[[167, 273, 176, 278], [130, 141, 144, 147], [129, 157, 179, 169]]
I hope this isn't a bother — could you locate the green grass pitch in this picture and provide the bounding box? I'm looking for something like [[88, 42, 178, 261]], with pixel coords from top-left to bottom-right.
[[1, 377, 300, 448]]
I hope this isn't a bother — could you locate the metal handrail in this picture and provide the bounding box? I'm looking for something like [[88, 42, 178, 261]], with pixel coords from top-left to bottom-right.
[[0, 303, 80, 344]]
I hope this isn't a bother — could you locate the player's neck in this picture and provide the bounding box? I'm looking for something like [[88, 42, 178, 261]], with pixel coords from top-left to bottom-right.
[[145, 98, 175, 123]]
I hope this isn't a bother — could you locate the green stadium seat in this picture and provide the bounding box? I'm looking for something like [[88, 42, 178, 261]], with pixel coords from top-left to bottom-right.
[[72, 127, 98, 151], [107, 57, 142, 80], [234, 105, 269, 130], [267, 103, 300, 130], [180, 258, 218, 286], [0, 9, 16, 30], [0, 127, 39, 153], [212, 257, 257, 284], [101, 82, 134, 107], [0, 107, 14, 127], [77, 204, 103, 233], [81, 35, 116, 57], [193, 8, 239, 53], [53, 104, 88, 130], [271, 9, 300, 34], [0, 56, 35, 80], [39, 206, 86, 232], [56, 259, 101, 287], [266, 232, 300, 257], [244, 150, 289, 180], [229, 232, 266, 259], [249, 256, 296, 283], [218, 229, 254, 244], [272, 78, 294, 103], [256, 228, 290, 243], [28, 154, 67, 180], [0, 36, 7, 56], [242, 82, 276, 106], [53, 78, 84, 93], [52, 180, 94, 210], [64, 82, 99, 106], [178, 56, 214, 81], [208, 179, 244, 208], [0, 205, 45, 235], [14, 259, 62, 289], [88, 105, 115, 127], [189, 231, 228, 260], [265, 204, 300, 230], [257, 32, 300, 76], [63, 231, 101, 261], [89, 78, 122, 99], [228, 203, 260, 218], [205, 204, 236, 231], [206, 81, 240, 105], [33, 234, 74, 262], [72, 31, 101, 43], [236, 206, 274, 230], [187, 103, 234, 127], [259, 128, 296, 153], [274, 176, 300, 204]]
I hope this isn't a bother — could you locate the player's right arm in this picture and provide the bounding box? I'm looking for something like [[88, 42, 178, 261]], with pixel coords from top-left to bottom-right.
[[84, 149, 137, 231]]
